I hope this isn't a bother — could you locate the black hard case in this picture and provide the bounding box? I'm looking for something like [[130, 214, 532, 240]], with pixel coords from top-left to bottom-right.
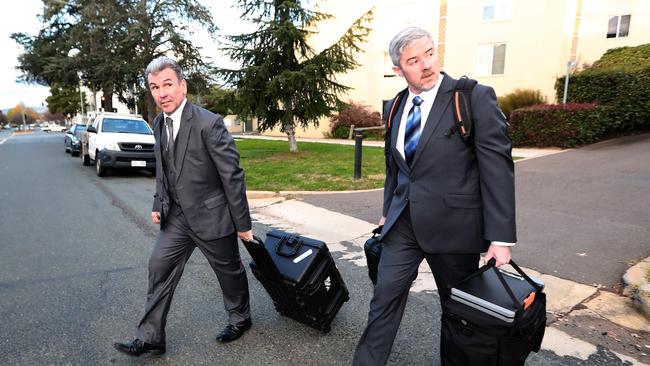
[[363, 226, 383, 285], [242, 230, 349, 333], [441, 259, 546, 366]]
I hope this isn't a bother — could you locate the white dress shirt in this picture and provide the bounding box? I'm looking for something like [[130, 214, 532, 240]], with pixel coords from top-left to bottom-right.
[[396, 74, 444, 160], [163, 98, 187, 140]]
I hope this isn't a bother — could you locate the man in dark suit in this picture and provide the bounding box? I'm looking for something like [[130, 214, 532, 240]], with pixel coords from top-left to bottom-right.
[[353, 27, 516, 365], [114, 56, 254, 357]]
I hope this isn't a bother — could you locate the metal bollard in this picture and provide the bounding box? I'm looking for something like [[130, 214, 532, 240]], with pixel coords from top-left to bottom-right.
[[354, 131, 363, 179]]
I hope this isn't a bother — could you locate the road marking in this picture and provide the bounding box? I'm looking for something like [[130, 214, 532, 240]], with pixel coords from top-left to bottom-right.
[[0, 138, 6, 145]]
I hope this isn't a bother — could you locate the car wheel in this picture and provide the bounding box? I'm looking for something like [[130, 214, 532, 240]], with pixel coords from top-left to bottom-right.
[[95, 151, 106, 177], [82, 153, 91, 166]]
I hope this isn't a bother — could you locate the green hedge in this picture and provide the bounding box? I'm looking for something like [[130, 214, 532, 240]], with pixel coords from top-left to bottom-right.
[[508, 103, 615, 148], [555, 67, 650, 132]]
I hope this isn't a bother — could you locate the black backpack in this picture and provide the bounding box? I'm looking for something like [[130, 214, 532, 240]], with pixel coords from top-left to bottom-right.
[[384, 76, 478, 160]]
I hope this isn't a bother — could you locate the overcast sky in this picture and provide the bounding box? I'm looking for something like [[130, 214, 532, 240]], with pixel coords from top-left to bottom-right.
[[0, 0, 248, 111]]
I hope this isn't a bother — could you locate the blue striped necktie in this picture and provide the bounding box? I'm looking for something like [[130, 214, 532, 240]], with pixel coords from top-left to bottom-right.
[[404, 96, 423, 165]]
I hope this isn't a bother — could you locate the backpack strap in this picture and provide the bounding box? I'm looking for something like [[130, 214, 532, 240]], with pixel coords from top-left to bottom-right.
[[384, 88, 409, 158], [451, 76, 478, 146]]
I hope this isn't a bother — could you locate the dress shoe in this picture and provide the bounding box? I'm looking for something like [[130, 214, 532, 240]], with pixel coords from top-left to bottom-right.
[[113, 338, 165, 356], [216, 318, 252, 343]]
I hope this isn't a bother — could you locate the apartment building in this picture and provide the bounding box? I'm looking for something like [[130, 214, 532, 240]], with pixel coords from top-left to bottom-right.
[[265, 0, 650, 138]]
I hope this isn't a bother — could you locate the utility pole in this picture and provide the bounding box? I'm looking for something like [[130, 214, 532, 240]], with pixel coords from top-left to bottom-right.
[[562, 61, 576, 104], [21, 105, 26, 131]]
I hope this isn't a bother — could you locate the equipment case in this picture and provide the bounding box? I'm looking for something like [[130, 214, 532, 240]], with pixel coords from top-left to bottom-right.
[[242, 230, 349, 333], [441, 259, 547, 366]]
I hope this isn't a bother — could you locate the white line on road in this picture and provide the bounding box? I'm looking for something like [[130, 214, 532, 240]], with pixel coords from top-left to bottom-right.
[[0, 138, 7, 145]]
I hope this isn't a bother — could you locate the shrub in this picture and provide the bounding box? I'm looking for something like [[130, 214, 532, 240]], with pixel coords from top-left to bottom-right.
[[497, 89, 546, 120], [330, 101, 383, 139], [508, 103, 614, 148], [555, 43, 650, 133], [556, 67, 650, 131]]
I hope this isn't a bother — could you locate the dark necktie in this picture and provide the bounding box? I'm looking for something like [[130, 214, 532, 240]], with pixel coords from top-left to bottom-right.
[[404, 96, 423, 165], [165, 117, 174, 157]]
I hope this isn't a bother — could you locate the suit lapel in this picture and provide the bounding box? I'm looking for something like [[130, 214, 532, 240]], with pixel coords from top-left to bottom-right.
[[174, 102, 193, 183], [153, 113, 170, 191], [390, 97, 411, 173], [410, 74, 455, 167]]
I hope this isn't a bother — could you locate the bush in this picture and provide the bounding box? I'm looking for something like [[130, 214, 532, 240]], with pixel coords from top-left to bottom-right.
[[508, 103, 614, 148], [556, 67, 650, 131], [555, 43, 650, 133], [497, 89, 546, 120], [330, 101, 383, 139]]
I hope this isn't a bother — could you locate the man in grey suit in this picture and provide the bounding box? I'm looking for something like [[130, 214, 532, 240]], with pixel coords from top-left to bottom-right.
[[114, 56, 254, 357], [353, 27, 516, 365]]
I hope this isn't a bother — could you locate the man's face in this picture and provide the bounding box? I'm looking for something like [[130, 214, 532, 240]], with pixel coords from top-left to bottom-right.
[[147, 68, 187, 114], [393, 37, 441, 94]]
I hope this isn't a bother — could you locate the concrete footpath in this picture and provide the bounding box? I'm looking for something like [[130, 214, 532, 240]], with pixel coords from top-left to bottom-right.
[[247, 195, 650, 365]]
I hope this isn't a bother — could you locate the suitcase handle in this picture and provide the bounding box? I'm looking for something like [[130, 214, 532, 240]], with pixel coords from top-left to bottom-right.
[[242, 235, 283, 280], [459, 258, 543, 313], [371, 225, 383, 236], [275, 235, 303, 257]]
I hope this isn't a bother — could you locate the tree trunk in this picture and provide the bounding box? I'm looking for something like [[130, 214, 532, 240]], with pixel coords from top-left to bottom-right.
[[283, 97, 298, 152], [102, 83, 114, 112], [146, 90, 158, 126], [285, 123, 298, 152]]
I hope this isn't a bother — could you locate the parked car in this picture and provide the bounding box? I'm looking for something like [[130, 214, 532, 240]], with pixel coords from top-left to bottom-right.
[[83, 113, 155, 176], [42, 122, 67, 133], [64, 124, 88, 156]]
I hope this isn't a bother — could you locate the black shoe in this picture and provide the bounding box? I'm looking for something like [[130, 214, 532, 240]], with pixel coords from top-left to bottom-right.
[[113, 338, 165, 356], [216, 319, 252, 343]]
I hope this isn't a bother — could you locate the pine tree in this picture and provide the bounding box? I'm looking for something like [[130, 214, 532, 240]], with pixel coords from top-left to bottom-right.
[[218, 0, 372, 152]]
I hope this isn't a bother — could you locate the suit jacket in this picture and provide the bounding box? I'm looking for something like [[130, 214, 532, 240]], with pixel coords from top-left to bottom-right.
[[381, 73, 516, 254], [151, 102, 251, 241]]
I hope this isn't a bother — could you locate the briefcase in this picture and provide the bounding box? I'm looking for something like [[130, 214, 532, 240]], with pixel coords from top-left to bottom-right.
[[441, 259, 546, 366], [363, 226, 383, 285], [242, 230, 349, 333]]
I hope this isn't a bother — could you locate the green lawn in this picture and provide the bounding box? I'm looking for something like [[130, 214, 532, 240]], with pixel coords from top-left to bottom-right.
[[236, 139, 386, 191], [236, 138, 522, 191]]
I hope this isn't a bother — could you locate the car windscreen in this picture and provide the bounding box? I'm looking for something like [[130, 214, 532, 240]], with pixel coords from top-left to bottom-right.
[[74, 125, 87, 136], [101, 118, 152, 135]]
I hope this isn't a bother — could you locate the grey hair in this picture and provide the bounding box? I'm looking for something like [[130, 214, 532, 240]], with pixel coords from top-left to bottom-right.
[[389, 27, 433, 67], [144, 56, 185, 82]]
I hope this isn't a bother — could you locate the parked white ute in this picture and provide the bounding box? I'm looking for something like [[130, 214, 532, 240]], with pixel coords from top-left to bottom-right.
[[85, 113, 155, 177], [42, 122, 67, 133]]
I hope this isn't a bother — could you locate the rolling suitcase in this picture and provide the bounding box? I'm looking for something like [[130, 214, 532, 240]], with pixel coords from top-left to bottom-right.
[[242, 230, 349, 333]]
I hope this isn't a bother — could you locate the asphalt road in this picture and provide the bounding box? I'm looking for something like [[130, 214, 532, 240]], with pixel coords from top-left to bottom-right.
[[0, 131, 641, 365], [300, 133, 650, 291]]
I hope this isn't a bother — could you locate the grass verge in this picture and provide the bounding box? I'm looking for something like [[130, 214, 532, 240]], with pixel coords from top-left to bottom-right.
[[236, 139, 385, 191], [236, 138, 522, 191]]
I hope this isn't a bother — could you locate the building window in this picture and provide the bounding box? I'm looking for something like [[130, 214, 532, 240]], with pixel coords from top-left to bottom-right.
[[477, 43, 506, 75], [482, 0, 511, 21], [607, 15, 631, 38]]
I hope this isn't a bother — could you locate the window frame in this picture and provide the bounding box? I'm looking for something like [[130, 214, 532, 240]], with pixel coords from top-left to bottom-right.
[[476, 42, 507, 76], [606, 14, 631, 39], [481, 0, 512, 21]]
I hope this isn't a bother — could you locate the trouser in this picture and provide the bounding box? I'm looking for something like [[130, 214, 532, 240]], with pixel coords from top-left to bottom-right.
[[353, 209, 479, 366], [135, 204, 250, 345]]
